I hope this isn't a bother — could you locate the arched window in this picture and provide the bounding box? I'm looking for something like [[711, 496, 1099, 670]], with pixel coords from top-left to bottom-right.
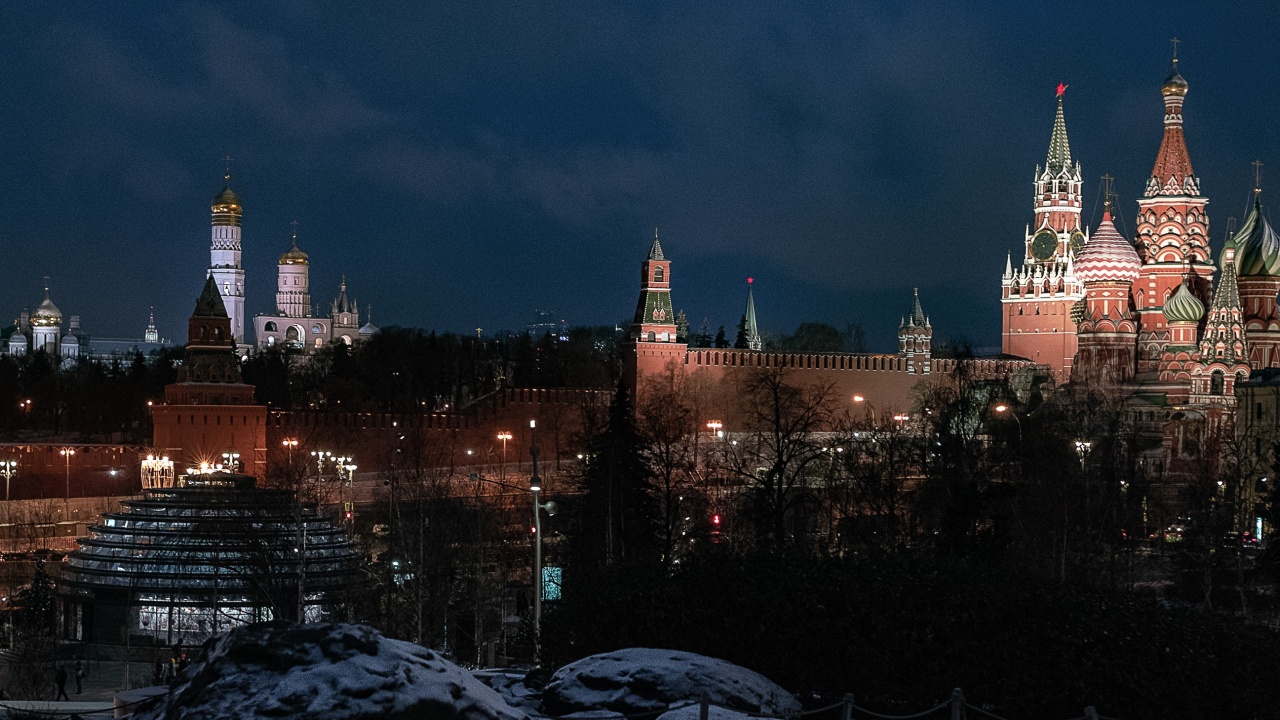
[[199, 325, 208, 341], [286, 325, 303, 345], [654, 267, 664, 283], [267, 336, 276, 346], [264, 321, 277, 332], [213, 326, 223, 342], [647, 331, 656, 342], [1211, 370, 1224, 396], [340, 335, 352, 345], [311, 324, 323, 334]]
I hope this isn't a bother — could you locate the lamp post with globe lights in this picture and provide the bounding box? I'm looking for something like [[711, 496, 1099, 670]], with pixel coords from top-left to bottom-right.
[[0, 460, 16, 501], [59, 447, 76, 519], [496, 431, 512, 480]]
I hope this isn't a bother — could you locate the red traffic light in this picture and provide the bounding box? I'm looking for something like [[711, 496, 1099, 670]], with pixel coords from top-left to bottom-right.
[[344, 511, 353, 522], [711, 514, 721, 526]]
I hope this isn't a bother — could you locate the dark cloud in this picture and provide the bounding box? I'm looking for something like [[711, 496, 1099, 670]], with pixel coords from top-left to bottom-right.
[[2, 1, 1280, 350]]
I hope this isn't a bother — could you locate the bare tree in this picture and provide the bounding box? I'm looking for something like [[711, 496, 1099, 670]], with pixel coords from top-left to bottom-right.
[[718, 367, 836, 551], [636, 361, 697, 565]]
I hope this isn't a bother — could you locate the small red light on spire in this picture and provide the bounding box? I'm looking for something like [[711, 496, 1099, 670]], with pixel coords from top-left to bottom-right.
[[1056, 82, 1068, 97], [747, 277, 754, 285]]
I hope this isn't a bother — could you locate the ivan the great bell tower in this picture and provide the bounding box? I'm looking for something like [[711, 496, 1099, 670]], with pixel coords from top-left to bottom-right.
[[1001, 84, 1087, 382]]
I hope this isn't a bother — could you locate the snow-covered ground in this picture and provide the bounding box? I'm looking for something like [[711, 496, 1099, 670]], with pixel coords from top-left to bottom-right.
[[130, 623, 528, 720], [541, 648, 800, 718], [123, 624, 797, 720]]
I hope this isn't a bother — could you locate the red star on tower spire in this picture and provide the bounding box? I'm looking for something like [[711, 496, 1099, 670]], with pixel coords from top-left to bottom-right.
[[1056, 82, 1068, 97]]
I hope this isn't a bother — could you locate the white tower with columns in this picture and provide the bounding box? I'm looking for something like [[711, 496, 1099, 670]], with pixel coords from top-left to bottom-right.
[[209, 171, 246, 345]]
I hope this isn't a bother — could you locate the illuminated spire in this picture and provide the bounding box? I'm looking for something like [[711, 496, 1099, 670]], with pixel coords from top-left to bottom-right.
[[1046, 84, 1072, 173], [743, 278, 761, 350]]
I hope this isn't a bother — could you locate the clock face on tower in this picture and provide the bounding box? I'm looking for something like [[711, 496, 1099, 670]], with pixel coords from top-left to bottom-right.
[[1069, 231, 1086, 254], [1031, 230, 1058, 261]]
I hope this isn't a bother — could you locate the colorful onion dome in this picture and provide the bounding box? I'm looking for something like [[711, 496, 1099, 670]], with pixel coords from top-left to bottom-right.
[[1069, 297, 1087, 324], [1233, 195, 1280, 277], [1163, 281, 1205, 323], [1161, 58, 1188, 97], [1074, 214, 1141, 284]]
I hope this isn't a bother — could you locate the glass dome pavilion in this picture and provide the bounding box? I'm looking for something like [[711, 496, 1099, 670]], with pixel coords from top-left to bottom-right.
[[57, 472, 365, 644]]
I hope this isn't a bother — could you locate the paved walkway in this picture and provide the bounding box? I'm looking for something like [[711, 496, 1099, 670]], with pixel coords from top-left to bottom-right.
[[0, 657, 170, 702]]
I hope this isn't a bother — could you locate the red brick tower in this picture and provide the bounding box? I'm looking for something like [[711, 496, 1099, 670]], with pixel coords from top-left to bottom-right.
[[1002, 84, 1086, 381], [152, 276, 268, 477], [1132, 53, 1213, 373], [898, 289, 932, 375], [626, 230, 688, 389]]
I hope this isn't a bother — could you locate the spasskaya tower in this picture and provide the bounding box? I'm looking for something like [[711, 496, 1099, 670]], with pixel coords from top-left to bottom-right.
[[1001, 84, 1087, 382]]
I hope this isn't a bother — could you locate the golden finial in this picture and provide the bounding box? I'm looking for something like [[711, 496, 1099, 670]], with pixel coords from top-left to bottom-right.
[[1101, 174, 1115, 212], [291, 219, 299, 242], [223, 154, 233, 183]]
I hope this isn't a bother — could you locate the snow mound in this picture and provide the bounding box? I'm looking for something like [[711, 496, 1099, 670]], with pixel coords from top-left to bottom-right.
[[541, 648, 799, 717], [131, 622, 527, 720]]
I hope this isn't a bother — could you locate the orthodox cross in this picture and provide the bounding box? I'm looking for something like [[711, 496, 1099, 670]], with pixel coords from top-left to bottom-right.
[[1254, 160, 1264, 194], [1101, 174, 1115, 211], [1170, 37, 1180, 61], [291, 219, 299, 241], [223, 154, 233, 182]]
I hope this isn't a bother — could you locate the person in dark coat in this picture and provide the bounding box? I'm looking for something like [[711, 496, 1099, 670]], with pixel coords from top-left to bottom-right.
[[54, 665, 70, 701]]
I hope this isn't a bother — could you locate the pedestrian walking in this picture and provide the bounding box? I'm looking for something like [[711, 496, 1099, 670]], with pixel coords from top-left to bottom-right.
[[54, 665, 70, 701]]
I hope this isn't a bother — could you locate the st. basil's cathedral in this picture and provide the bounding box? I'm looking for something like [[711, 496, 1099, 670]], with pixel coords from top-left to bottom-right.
[[1004, 53, 1277, 442]]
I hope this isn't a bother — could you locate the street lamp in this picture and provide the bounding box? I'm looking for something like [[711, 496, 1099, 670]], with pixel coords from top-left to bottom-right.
[[1074, 440, 1093, 469], [706, 420, 723, 438], [527, 418, 553, 664], [59, 448, 75, 519], [993, 404, 1022, 444], [310, 450, 332, 476], [221, 452, 241, 474], [497, 431, 512, 480], [0, 460, 16, 501], [141, 455, 174, 489]]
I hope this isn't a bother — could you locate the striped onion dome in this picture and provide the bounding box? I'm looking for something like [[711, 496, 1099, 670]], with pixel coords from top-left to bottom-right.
[[1163, 281, 1205, 323], [1075, 214, 1141, 284], [1234, 195, 1280, 277]]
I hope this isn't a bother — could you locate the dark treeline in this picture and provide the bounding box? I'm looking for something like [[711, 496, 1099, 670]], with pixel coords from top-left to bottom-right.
[[544, 357, 1280, 720], [0, 349, 183, 442], [243, 326, 621, 411]]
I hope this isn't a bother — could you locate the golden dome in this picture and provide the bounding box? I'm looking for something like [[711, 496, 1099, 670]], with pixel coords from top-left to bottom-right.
[[279, 239, 309, 265], [1161, 60, 1188, 97], [211, 184, 242, 214], [31, 289, 61, 326]]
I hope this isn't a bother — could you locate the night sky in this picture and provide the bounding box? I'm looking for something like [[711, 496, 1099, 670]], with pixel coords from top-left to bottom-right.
[[3, 2, 1280, 351]]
